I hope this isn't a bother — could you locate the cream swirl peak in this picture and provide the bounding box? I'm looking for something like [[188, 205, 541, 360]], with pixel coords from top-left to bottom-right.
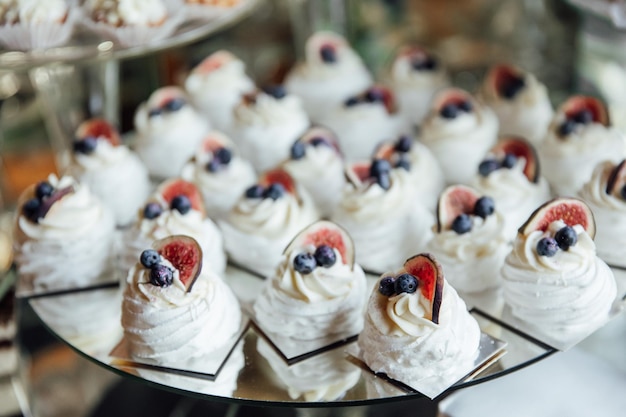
[[358, 254, 481, 386], [421, 88, 498, 185]]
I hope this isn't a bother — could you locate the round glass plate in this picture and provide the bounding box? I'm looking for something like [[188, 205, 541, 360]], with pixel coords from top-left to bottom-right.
[[0, 0, 260, 72]]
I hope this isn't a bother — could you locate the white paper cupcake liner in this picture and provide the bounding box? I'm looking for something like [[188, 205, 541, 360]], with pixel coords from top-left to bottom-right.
[[0, 8, 79, 51], [182, 0, 250, 23], [79, 0, 185, 48]]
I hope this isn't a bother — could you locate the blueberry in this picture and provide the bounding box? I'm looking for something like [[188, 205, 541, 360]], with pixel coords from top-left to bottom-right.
[[377, 172, 391, 190], [263, 85, 286, 100], [245, 184, 265, 199], [314, 245, 336, 268], [171, 195, 192, 214], [35, 181, 54, 199], [478, 159, 500, 177], [263, 183, 285, 200], [440, 103, 458, 119], [501, 77, 525, 99], [148, 108, 163, 118], [214, 147, 232, 165], [344, 97, 359, 107], [451, 213, 472, 234], [319, 45, 336, 63], [378, 276, 396, 296], [536, 237, 558, 257], [558, 119, 576, 137], [502, 153, 517, 169], [150, 264, 174, 287], [621, 184, 626, 201], [554, 226, 577, 251], [206, 159, 221, 172], [140, 249, 160, 269], [164, 98, 185, 112], [290, 141, 306, 160], [143, 202, 162, 219], [293, 253, 317, 274], [22, 198, 41, 222], [573, 109, 593, 125], [396, 157, 411, 171], [457, 100, 473, 113], [370, 159, 392, 178], [365, 89, 384, 103], [411, 56, 437, 71], [474, 196, 495, 218], [394, 273, 418, 294], [310, 137, 326, 147], [73, 137, 98, 154], [394, 136, 412, 153]]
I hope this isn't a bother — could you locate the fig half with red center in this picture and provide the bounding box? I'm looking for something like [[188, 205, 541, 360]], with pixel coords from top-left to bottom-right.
[[403, 253, 445, 324], [194, 50, 234, 75], [259, 168, 297, 195], [436, 185, 481, 233], [489, 136, 539, 183], [432, 88, 474, 120], [398, 45, 438, 71], [153, 235, 203, 293], [486, 64, 526, 100], [73, 118, 121, 154], [518, 197, 596, 239], [557, 96, 610, 137], [606, 159, 626, 199], [157, 178, 205, 216], [363, 85, 397, 114], [284, 220, 354, 269]]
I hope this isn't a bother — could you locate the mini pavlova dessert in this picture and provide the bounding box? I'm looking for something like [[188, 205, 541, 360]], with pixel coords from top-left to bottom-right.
[[219, 168, 319, 277], [421, 88, 499, 185], [321, 85, 402, 163], [181, 131, 256, 221], [472, 137, 551, 240], [284, 30, 372, 123], [121, 235, 242, 365], [357, 254, 481, 391], [121, 178, 226, 276], [539, 96, 626, 197], [134, 86, 211, 180], [230, 86, 310, 173], [387, 45, 449, 132], [13, 175, 116, 293], [281, 126, 345, 218], [373, 135, 445, 213], [578, 159, 626, 268], [427, 185, 509, 293], [253, 221, 366, 341], [480, 64, 554, 146], [332, 159, 433, 273], [501, 198, 617, 339], [184, 50, 255, 134], [0, 0, 76, 51], [68, 118, 150, 227]]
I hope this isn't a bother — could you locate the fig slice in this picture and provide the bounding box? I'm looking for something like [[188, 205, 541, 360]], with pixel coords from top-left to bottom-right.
[[153, 235, 203, 293], [200, 131, 231, 154], [22, 185, 75, 223], [259, 168, 296, 195], [193, 50, 235, 74], [490, 136, 539, 183], [284, 220, 354, 269], [148, 86, 188, 110], [396, 45, 438, 70], [157, 178, 206, 215], [561, 95, 610, 127], [75, 118, 121, 147], [606, 159, 626, 197], [363, 85, 397, 114], [403, 253, 445, 324], [518, 197, 596, 239], [436, 185, 481, 233], [485, 64, 526, 100], [298, 126, 342, 155], [345, 161, 372, 188], [431, 88, 474, 118]]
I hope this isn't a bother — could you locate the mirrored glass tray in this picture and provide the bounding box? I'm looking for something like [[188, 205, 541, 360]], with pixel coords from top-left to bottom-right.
[[23, 263, 625, 407]]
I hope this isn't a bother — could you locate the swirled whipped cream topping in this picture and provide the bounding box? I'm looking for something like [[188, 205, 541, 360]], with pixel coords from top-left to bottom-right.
[[185, 53, 255, 133], [482, 73, 553, 145], [14, 175, 115, 292], [231, 92, 310, 173], [472, 159, 551, 240], [70, 141, 150, 226], [358, 278, 480, 385], [220, 189, 319, 277], [18, 0, 67, 23], [122, 258, 241, 363], [333, 170, 433, 273], [502, 220, 617, 334], [421, 104, 498, 185], [578, 161, 626, 267], [253, 244, 366, 340], [88, 0, 167, 27], [135, 101, 209, 179], [282, 145, 345, 218], [427, 213, 510, 292], [539, 120, 626, 197]]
